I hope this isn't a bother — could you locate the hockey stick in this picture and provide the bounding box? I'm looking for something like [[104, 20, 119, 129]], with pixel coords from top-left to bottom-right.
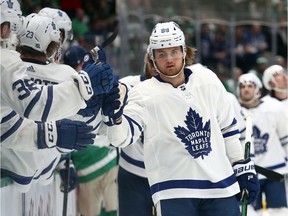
[[62, 156, 70, 216], [255, 165, 284, 181], [241, 111, 253, 216], [89, 27, 118, 63]]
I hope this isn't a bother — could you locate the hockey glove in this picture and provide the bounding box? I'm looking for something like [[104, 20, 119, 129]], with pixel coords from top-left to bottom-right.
[[233, 158, 260, 204], [72, 70, 94, 100], [37, 119, 95, 153], [77, 94, 105, 117], [82, 63, 114, 95], [102, 82, 128, 126], [58, 156, 77, 193]]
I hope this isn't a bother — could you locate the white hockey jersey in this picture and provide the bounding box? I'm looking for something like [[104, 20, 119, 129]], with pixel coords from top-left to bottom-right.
[[119, 75, 147, 177], [0, 55, 86, 192], [1, 48, 87, 122], [243, 96, 288, 179], [107, 66, 243, 204]]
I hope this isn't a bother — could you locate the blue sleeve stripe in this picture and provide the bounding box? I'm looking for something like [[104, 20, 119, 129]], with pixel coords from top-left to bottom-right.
[[33, 158, 58, 180], [150, 173, 237, 195], [123, 114, 143, 145], [280, 136, 288, 141], [124, 115, 135, 145], [1, 169, 35, 185], [92, 121, 101, 131], [223, 129, 239, 138], [221, 118, 237, 132], [1, 111, 17, 123], [124, 114, 142, 132], [0, 117, 24, 142], [266, 162, 286, 170], [86, 114, 97, 124], [41, 86, 53, 122], [120, 151, 145, 168], [24, 87, 43, 119]]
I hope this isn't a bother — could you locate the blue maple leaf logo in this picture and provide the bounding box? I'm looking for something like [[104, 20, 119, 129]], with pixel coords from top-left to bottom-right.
[[174, 108, 211, 159], [252, 126, 269, 155]]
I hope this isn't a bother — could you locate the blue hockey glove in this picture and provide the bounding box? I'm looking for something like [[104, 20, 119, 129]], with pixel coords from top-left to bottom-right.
[[82, 63, 114, 95], [102, 82, 128, 126], [77, 94, 105, 117], [37, 119, 95, 153], [233, 158, 260, 204], [58, 156, 77, 193]]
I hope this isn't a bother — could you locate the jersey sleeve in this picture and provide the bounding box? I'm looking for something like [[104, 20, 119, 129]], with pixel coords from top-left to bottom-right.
[[107, 87, 144, 148], [1, 57, 86, 121], [212, 75, 244, 164]]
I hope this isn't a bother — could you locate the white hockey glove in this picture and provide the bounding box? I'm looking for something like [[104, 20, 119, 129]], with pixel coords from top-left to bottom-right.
[[102, 82, 128, 126], [37, 119, 95, 153]]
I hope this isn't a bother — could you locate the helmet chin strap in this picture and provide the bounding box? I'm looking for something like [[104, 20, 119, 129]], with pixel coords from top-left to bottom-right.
[[239, 89, 261, 106], [152, 57, 186, 79], [272, 85, 288, 94]]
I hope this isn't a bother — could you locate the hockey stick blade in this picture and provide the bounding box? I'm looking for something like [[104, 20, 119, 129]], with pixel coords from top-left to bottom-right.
[[89, 27, 118, 64], [100, 27, 118, 48], [255, 165, 284, 181]]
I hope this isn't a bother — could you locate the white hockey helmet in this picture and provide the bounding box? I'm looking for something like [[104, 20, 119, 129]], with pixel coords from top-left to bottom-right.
[[238, 73, 263, 89], [238, 73, 262, 104], [262, 65, 284, 90], [38, 7, 73, 44], [0, 0, 22, 34], [147, 21, 186, 60], [19, 13, 61, 54]]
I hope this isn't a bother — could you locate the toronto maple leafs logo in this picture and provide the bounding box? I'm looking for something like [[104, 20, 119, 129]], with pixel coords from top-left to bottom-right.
[[252, 126, 269, 155], [174, 108, 211, 159]]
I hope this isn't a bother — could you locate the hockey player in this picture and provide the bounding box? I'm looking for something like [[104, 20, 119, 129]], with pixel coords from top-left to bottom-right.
[[117, 56, 158, 216], [101, 21, 260, 216], [63, 45, 118, 216], [238, 73, 288, 216], [1, 0, 114, 121]]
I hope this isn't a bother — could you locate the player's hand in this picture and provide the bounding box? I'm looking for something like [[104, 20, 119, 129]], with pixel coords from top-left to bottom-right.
[[82, 63, 114, 95], [233, 158, 260, 204], [58, 157, 77, 193], [37, 119, 95, 152], [102, 81, 128, 126], [77, 94, 105, 117]]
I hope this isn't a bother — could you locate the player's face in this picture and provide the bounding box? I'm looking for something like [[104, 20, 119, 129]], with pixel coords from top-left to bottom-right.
[[273, 72, 287, 90], [240, 83, 257, 101], [154, 46, 184, 76]]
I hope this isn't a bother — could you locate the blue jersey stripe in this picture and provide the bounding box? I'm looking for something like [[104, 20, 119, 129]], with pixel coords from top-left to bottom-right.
[[221, 118, 237, 132], [33, 157, 58, 180], [223, 129, 239, 138], [0, 118, 24, 142], [266, 162, 286, 170], [150, 174, 237, 195], [1, 111, 17, 124], [1, 169, 35, 185], [24, 87, 43, 119], [120, 151, 145, 169], [41, 86, 53, 122]]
